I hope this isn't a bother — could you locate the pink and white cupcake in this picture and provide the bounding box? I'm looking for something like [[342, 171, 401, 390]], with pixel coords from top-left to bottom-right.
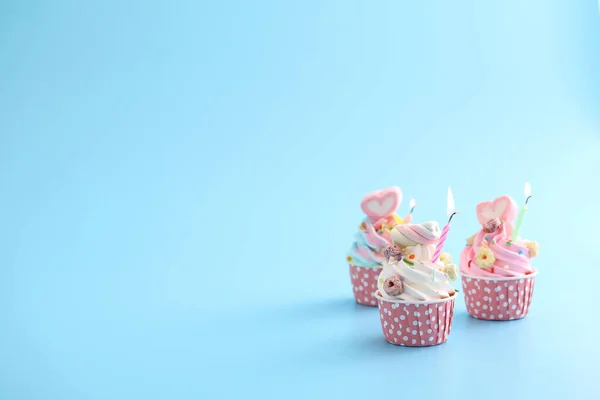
[[346, 187, 403, 306], [374, 222, 459, 346], [460, 195, 540, 320]]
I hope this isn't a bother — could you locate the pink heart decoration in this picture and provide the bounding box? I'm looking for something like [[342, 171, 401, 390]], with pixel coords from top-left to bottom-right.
[[360, 187, 402, 220], [476, 195, 518, 226]]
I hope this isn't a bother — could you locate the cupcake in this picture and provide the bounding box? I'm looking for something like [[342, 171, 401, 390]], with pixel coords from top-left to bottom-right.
[[346, 187, 403, 306], [460, 195, 539, 320], [374, 222, 459, 346]]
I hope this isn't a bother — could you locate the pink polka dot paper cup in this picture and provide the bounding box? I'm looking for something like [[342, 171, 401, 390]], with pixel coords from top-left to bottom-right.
[[374, 292, 457, 346], [349, 265, 381, 306], [462, 269, 538, 321]]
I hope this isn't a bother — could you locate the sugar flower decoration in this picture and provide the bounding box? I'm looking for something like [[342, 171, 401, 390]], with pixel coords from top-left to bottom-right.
[[443, 263, 459, 281], [466, 234, 475, 246], [439, 252, 452, 266], [525, 241, 539, 258], [474, 244, 496, 268]]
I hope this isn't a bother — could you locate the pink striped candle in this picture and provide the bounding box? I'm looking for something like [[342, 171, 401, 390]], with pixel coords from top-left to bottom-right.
[[431, 187, 456, 263], [432, 223, 450, 263]]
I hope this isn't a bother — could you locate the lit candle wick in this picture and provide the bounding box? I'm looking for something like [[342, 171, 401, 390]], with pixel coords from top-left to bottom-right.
[[404, 199, 417, 223], [447, 212, 459, 224], [525, 195, 533, 205]]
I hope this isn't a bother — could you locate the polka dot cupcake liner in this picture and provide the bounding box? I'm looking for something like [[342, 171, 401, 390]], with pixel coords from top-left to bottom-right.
[[461, 269, 538, 321], [349, 265, 381, 306], [374, 292, 456, 347]]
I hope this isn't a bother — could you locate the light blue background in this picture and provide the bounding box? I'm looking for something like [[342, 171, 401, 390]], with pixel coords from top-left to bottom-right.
[[1, 1, 599, 399]]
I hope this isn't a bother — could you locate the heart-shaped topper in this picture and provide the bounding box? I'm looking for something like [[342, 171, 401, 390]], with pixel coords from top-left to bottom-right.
[[476, 195, 518, 226], [360, 187, 402, 221]]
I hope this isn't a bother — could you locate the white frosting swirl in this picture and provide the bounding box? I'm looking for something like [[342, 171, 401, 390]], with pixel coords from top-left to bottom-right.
[[377, 257, 457, 302], [403, 243, 436, 263]]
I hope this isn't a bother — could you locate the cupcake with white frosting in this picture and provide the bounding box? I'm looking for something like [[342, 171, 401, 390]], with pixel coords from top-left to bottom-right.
[[374, 222, 459, 347], [379, 222, 458, 301]]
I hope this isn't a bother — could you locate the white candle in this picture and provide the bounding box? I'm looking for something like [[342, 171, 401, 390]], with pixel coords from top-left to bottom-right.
[[404, 199, 416, 223]]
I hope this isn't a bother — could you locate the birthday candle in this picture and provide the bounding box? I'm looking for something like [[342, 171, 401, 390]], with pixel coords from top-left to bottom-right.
[[432, 224, 451, 263], [404, 199, 416, 224], [432, 187, 457, 263], [511, 182, 532, 241]]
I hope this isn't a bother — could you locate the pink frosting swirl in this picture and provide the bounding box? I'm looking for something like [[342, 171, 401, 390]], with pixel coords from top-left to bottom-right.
[[460, 223, 534, 278], [347, 218, 395, 268]]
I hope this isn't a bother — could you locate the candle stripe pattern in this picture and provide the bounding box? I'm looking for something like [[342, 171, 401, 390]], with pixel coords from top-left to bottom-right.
[[432, 224, 450, 263]]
